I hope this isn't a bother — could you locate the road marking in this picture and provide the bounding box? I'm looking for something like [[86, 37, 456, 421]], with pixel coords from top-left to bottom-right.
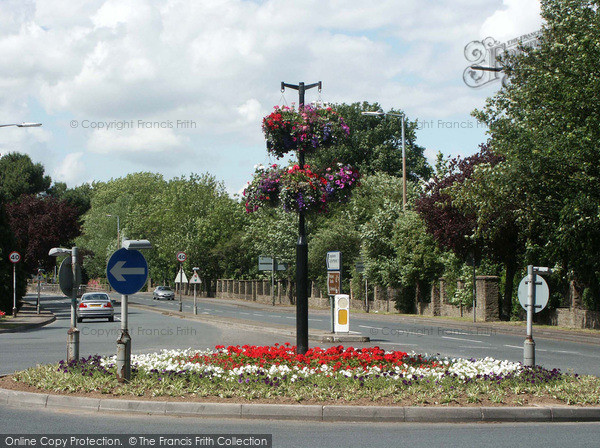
[[253, 313, 263, 316], [504, 344, 547, 352], [441, 330, 491, 337], [285, 316, 294, 320], [239, 312, 250, 315], [358, 325, 381, 330], [378, 342, 417, 347], [442, 336, 486, 344], [458, 345, 491, 349]]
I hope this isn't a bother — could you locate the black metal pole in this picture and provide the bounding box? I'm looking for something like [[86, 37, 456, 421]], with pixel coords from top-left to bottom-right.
[[281, 81, 321, 355]]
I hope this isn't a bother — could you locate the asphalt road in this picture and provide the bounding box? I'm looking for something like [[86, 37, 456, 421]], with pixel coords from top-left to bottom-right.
[[128, 291, 600, 376], [1, 293, 600, 447], [1, 406, 600, 448]]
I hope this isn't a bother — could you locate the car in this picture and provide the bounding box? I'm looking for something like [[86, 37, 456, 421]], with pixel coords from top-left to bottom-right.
[[153, 286, 175, 300], [77, 292, 114, 322]]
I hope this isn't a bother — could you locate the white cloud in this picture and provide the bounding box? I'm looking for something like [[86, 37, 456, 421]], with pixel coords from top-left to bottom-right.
[[480, 0, 542, 42], [53, 152, 85, 185], [0, 0, 544, 189]]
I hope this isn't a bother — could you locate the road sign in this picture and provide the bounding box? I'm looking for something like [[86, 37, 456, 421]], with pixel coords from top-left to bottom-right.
[[355, 261, 365, 273], [326, 251, 341, 271], [58, 257, 82, 298], [518, 275, 549, 313], [190, 271, 202, 284], [107, 248, 148, 295], [176, 251, 187, 263], [258, 256, 287, 271], [175, 268, 188, 283], [8, 251, 20, 263], [327, 271, 341, 295]]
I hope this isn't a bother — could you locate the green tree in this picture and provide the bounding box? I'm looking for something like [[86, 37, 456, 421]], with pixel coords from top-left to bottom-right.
[[474, 0, 600, 310], [308, 102, 432, 181], [0, 153, 51, 202]]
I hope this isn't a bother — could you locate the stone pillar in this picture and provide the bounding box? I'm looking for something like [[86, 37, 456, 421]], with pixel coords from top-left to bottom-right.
[[431, 282, 441, 316], [476, 276, 500, 322]]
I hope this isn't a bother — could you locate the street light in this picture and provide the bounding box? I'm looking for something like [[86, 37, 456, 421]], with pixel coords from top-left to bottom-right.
[[362, 110, 407, 210], [0, 122, 42, 128], [106, 214, 120, 248], [48, 246, 80, 362]]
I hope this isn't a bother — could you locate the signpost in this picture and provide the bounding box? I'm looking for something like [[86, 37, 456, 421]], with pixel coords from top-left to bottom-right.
[[190, 268, 201, 315], [175, 265, 188, 312], [518, 265, 552, 367], [326, 251, 342, 333], [259, 256, 287, 305], [9, 251, 20, 317], [107, 242, 151, 382]]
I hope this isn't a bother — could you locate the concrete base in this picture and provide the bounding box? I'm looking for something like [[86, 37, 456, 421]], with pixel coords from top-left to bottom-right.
[[321, 333, 370, 343]]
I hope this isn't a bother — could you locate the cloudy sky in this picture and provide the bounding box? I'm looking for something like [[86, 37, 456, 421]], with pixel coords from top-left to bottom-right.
[[0, 0, 542, 194]]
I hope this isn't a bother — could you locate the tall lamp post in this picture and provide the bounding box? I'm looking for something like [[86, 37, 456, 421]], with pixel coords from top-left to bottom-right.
[[280, 81, 321, 355], [362, 111, 407, 210]]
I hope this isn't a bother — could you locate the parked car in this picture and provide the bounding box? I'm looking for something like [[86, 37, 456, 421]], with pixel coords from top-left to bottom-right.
[[153, 286, 175, 300], [77, 292, 114, 322]]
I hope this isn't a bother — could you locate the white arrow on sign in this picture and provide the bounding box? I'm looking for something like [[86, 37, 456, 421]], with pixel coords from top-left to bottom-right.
[[109, 261, 146, 282]]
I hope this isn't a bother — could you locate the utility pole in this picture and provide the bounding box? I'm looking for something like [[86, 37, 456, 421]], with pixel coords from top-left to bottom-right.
[[280, 81, 321, 355]]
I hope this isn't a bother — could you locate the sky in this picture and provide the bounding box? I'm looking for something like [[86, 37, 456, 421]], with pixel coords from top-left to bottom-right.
[[0, 0, 543, 195]]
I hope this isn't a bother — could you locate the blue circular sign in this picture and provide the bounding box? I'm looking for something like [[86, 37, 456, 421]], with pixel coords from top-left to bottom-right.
[[106, 248, 148, 295]]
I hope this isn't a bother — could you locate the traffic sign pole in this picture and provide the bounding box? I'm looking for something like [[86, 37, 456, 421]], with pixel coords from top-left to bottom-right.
[[67, 247, 80, 363], [12, 264, 17, 317], [524, 265, 536, 367], [107, 244, 150, 382]]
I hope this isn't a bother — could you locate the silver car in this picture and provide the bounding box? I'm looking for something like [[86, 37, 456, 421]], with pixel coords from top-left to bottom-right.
[[77, 292, 115, 322], [153, 286, 175, 300]]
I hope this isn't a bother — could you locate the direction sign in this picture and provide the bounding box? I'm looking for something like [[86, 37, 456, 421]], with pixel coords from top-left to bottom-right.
[[190, 272, 202, 284], [518, 275, 549, 313], [107, 248, 148, 295], [8, 251, 20, 263], [176, 251, 187, 263], [175, 268, 188, 284], [258, 256, 287, 271], [327, 271, 341, 295], [326, 251, 341, 271]]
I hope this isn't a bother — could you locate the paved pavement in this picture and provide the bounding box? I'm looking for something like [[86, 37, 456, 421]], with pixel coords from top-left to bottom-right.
[[2, 293, 600, 423]]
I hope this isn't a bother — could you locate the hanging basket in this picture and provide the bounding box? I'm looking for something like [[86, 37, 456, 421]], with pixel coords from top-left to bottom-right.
[[244, 163, 360, 214], [262, 105, 350, 158]]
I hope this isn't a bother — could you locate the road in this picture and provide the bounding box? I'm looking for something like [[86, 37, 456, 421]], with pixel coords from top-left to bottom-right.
[[128, 291, 600, 376], [1, 406, 600, 448], [1, 293, 599, 447]]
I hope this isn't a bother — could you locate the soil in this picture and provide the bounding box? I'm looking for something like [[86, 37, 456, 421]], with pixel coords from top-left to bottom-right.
[[0, 375, 581, 408]]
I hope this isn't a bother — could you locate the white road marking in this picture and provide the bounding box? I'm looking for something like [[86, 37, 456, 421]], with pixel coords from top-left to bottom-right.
[[442, 336, 486, 344], [358, 325, 381, 330]]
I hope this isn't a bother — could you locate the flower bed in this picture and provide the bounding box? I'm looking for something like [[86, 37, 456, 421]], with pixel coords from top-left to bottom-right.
[[11, 344, 600, 406]]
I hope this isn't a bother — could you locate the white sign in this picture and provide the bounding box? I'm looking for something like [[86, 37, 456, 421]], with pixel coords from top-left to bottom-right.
[[326, 251, 341, 271], [9, 251, 21, 264], [190, 272, 202, 284], [518, 275, 549, 313], [175, 268, 188, 284], [334, 294, 350, 333], [176, 251, 187, 263]]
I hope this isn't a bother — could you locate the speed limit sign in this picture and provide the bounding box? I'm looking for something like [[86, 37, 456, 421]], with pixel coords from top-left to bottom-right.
[[9, 251, 21, 264], [176, 251, 187, 263]]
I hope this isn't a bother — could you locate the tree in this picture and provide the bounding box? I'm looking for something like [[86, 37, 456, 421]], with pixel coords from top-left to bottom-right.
[[49, 182, 93, 215], [0, 153, 51, 202], [6, 195, 80, 273], [308, 102, 432, 181], [0, 202, 27, 314], [416, 146, 520, 317], [473, 0, 600, 310]]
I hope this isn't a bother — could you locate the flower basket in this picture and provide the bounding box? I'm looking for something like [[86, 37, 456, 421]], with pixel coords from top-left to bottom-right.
[[244, 163, 360, 214], [262, 105, 350, 158]]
